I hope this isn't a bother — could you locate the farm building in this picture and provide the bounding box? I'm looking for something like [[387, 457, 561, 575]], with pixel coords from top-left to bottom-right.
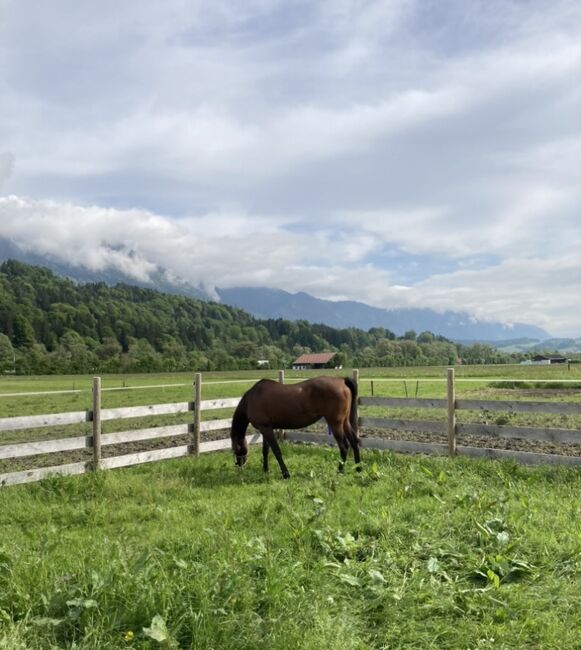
[[292, 352, 338, 370], [531, 354, 568, 365]]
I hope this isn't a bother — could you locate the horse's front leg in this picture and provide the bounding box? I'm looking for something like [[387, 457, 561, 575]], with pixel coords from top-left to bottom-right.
[[259, 426, 290, 479]]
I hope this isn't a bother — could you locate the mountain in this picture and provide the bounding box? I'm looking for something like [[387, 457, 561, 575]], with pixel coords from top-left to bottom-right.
[[0, 237, 206, 301], [216, 287, 550, 342], [0, 239, 551, 342], [491, 337, 581, 354]]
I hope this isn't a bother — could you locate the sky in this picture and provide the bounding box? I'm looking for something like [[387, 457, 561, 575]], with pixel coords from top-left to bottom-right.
[[0, 0, 580, 337]]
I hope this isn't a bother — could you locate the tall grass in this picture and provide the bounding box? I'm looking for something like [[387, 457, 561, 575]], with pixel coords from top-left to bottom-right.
[[1, 445, 580, 649]]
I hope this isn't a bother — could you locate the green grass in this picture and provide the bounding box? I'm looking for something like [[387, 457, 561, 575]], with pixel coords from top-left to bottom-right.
[[1, 364, 580, 415], [1, 365, 581, 451], [1, 446, 580, 649]]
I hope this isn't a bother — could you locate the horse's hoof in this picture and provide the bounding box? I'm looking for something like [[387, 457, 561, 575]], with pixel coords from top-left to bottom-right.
[[282, 472, 291, 480], [355, 464, 363, 473], [337, 463, 345, 474]]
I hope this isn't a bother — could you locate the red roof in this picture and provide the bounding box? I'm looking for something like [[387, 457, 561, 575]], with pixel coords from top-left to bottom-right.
[[292, 352, 336, 365]]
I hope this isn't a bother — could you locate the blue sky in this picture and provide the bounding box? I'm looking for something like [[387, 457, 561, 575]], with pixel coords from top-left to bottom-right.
[[0, 0, 580, 336]]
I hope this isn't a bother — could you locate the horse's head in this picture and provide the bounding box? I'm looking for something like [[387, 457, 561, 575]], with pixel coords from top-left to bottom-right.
[[233, 438, 248, 467], [231, 394, 250, 467]]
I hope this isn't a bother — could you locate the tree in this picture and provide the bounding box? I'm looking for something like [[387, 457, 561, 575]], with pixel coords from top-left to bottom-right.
[[417, 331, 435, 344], [0, 334, 15, 373], [13, 314, 36, 347]]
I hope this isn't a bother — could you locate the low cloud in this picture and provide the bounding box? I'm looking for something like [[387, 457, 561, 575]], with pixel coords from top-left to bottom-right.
[[1, 195, 580, 336]]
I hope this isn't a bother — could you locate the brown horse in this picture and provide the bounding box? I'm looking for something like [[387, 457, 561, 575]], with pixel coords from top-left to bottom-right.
[[230, 376, 360, 478]]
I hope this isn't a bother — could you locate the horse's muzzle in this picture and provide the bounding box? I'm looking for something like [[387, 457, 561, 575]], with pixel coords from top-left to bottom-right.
[[235, 454, 247, 467]]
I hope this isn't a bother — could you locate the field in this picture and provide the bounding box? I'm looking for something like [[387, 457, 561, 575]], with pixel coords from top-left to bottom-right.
[[0, 365, 580, 648], [1, 364, 581, 471], [2, 363, 581, 418], [0, 446, 580, 649]]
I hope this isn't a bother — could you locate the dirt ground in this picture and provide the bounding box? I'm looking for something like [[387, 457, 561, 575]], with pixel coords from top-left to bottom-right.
[[2, 418, 580, 476], [359, 426, 581, 457]]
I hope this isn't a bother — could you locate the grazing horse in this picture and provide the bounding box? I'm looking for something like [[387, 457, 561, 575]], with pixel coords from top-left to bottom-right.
[[230, 376, 360, 478]]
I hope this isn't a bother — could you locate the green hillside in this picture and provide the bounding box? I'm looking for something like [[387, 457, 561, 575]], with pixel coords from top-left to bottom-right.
[[0, 260, 560, 374]]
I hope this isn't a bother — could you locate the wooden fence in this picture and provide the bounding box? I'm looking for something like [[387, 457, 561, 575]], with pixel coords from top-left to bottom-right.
[[0, 373, 262, 487], [288, 369, 581, 467], [1, 369, 581, 487]]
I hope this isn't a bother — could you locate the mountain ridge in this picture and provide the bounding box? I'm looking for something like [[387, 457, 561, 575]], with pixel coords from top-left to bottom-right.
[[0, 239, 553, 342], [216, 286, 550, 342]]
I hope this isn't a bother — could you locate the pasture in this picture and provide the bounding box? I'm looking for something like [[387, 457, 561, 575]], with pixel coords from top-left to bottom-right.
[[1, 365, 580, 647], [1, 364, 580, 470], [1, 363, 580, 427], [1, 446, 580, 649]]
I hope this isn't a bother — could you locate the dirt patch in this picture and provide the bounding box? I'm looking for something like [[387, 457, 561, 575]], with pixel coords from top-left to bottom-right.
[[490, 388, 581, 400], [359, 427, 581, 457], [2, 423, 580, 477]]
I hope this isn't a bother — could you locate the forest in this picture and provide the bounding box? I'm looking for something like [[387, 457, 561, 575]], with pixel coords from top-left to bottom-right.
[[0, 260, 535, 374]]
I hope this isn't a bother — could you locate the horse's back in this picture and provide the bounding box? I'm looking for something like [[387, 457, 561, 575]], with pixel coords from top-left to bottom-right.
[[244, 376, 351, 429]]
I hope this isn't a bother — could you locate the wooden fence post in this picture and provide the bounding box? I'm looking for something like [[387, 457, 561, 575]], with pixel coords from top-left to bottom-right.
[[447, 368, 457, 457], [192, 372, 202, 456], [352, 368, 359, 436], [92, 376, 102, 471]]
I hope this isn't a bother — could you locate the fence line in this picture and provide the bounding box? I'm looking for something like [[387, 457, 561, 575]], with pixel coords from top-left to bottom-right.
[[2, 374, 580, 399], [1, 368, 581, 487], [0, 375, 310, 400]]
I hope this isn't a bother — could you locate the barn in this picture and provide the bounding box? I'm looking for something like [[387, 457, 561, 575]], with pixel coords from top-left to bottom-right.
[[291, 352, 338, 370], [531, 354, 568, 365]]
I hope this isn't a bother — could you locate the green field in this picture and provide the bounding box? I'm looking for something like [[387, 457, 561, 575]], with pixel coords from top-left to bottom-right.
[[1, 446, 580, 649], [1, 363, 580, 415], [1, 364, 580, 456]]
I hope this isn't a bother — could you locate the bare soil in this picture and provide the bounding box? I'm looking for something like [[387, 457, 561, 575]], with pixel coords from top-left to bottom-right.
[[2, 421, 580, 476], [360, 427, 581, 457]]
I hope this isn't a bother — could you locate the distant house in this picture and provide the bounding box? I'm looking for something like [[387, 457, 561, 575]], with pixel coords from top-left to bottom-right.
[[531, 354, 568, 365], [292, 352, 337, 370]]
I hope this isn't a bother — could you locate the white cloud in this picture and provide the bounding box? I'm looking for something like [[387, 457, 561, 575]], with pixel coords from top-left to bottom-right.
[[0, 153, 14, 186], [1, 194, 580, 336], [1, 0, 580, 336]]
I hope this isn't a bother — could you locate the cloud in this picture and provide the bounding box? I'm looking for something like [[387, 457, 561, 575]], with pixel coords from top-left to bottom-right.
[[1, 1, 580, 336], [0, 153, 14, 187], [1, 194, 580, 336]]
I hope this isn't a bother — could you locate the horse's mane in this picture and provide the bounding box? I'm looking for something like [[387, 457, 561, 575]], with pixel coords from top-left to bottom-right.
[[231, 392, 250, 441]]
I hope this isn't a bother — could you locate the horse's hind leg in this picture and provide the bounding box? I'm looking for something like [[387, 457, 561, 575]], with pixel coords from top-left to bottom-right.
[[259, 426, 290, 479], [327, 419, 350, 473], [336, 436, 349, 473], [345, 421, 362, 470], [262, 437, 270, 473]]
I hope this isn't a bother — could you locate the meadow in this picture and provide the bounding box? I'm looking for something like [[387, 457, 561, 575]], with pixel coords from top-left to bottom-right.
[[1, 364, 580, 468], [1, 362, 580, 417], [1, 445, 580, 649], [1, 365, 581, 648]]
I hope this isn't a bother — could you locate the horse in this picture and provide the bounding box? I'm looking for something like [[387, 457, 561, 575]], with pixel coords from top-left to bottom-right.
[[230, 375, 360, 478]]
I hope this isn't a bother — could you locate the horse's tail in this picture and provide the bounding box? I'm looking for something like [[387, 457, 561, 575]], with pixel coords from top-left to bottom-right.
[[343, 377, 358, 437]]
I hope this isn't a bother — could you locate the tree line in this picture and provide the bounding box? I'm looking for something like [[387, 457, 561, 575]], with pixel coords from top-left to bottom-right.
[[0, 260, 538, 374]]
